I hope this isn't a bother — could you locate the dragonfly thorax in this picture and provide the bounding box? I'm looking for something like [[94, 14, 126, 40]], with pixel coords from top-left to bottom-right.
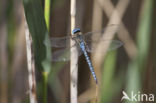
[[72, 32, 83, 43], [71, 28, 82, 39], [72, 28, 81, 34]]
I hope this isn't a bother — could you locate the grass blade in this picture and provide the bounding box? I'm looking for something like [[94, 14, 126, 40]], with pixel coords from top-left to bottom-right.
[[23, 0, 52, 103]]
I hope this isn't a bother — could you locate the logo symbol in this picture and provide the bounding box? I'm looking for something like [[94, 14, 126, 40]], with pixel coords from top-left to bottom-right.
[[121, 91, 155, 102], [121, 91, 130, 101]]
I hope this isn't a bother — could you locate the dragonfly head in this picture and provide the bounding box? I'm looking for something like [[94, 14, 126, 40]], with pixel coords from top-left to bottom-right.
[[72, 28, 81, 35]]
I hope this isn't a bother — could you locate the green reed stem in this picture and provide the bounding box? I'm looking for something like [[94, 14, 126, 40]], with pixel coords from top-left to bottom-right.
[[43, 0, 51, 102], [44, 0, 51, 31]]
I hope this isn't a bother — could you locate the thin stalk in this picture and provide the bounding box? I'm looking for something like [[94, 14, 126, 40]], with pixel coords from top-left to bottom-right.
[[25, 19, 38, 103], [44, 0, 51, 30], [43, 0, 51, 103], [70, 0, 78, 103], [136, 0, 153, 71], [101, 51, 116, 103], [43, 72, 48, 103]]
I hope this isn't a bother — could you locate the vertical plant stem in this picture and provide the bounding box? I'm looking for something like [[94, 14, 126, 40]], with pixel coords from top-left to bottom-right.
[[101, 51, 117, 103], [70, 0, 78, 103], [25, 19, 38, 103], [92, 0, 103, 34], [43, 0, 51, 103], [43, 72, 48, 103], [136, 0, 153, 71], [44, 0, 50, 30]]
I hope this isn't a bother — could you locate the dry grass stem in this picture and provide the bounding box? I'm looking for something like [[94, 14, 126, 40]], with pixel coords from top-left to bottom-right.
[[25, 18, 38, 103], [97, 0, 137, 59], [92, 0, 130, 102], [93, 0, 130, 67], [92, 0, 103, 39], [70, 0, 78, 103]]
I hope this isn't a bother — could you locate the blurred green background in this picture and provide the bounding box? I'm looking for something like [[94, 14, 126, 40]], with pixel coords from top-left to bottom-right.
[[0, 0, 156, 103]]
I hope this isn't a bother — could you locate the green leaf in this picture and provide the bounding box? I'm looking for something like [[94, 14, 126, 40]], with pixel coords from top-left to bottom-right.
[[23, 0, 51, 73]]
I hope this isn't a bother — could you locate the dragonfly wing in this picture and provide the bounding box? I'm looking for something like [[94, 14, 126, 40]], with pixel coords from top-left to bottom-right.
[[108, 40, 123, 51], [52, 45, 83, 62], [44, 36, 72, 48], [82, 24, 119, 41], [86, 40, 123, 53]]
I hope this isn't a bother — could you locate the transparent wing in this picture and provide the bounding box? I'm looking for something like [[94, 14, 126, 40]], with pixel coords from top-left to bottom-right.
[[52, 45, 83, 62], [82, 24, 119, 41], [44, 25, 119, 48], [44, 36, 71, 48], [86, 40, 123, 53]]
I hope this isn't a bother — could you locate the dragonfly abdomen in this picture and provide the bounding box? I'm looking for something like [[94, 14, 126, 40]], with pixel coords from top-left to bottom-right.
[[79, 42, 98, 84]]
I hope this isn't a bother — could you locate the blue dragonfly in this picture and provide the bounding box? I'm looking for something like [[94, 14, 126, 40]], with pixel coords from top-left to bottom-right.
[[45, 27, 123, 84]]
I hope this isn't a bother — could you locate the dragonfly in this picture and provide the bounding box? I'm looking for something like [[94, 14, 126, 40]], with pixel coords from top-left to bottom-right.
[[44, 26, 123, 84]]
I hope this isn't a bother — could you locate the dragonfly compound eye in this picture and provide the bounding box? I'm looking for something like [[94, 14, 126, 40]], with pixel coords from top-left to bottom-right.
[[72, 28, 81, 35]]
